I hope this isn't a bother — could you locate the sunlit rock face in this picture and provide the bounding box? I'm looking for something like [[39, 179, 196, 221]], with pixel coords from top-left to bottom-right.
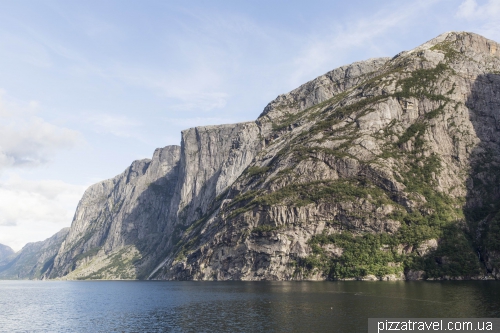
[[46, 146, 181, 280], [42, 31, 500, 281]]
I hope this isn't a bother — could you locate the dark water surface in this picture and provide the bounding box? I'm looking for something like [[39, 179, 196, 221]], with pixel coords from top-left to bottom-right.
[[0, 281, 499, 332]]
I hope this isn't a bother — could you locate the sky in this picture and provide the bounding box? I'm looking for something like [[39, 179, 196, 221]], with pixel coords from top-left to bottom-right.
[[0, 0, 499, 251]]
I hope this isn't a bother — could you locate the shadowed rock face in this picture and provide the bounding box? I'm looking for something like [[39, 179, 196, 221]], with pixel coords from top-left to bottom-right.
[[43, 31, 500, 281], [465, 72, 500, 279]]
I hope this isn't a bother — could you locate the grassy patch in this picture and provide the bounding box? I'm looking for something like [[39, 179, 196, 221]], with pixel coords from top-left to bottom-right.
[[425, 102, 447, 120], [300, 232, 404, 279], [253, 177, 393, 207], [309, 95, 388, 136], [73, 247, 102, 263], [245, 166, 270, 178], [251, 225, 282, 235], [394, 63, 452, 101], [272, 110, 307, 132], [430, 41, 462, 62], [409, 224, 481, 278], [293, 145, 352, 162], [397, 122, 427, 147]]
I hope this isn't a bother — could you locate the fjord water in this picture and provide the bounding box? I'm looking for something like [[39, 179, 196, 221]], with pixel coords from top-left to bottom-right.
[[0, 281, 499, 332]]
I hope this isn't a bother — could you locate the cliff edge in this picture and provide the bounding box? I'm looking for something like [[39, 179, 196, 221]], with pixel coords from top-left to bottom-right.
[[14, 31, 500, 281]]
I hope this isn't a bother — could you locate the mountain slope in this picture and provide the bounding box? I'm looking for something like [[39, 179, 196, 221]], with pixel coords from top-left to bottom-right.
[[47, 31, 500, 281], [46, 146, 181, 280], [0, 244, 14, 264], [154, 31, 500, 281], [0, 229, 68, 279]]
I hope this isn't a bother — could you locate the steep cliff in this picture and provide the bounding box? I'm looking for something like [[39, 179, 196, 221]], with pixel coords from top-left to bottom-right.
[[154, 31, 500, 281], [169, 123, 262, 230], [0, 229, 68, 279], [45, 31, 500, 281], [46, 146, 181, 279]]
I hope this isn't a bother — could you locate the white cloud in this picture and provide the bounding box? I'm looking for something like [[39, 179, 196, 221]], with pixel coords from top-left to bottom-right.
[[0, 174, 87, 251], [0, 91, 82, 170], [0, 175, 85, 225], [456, 0, 500, 19]]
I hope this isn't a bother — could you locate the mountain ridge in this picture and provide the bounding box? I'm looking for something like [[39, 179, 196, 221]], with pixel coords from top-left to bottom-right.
[[153, 31, 500, 281], [0, 229, 68, 279], [0, 243, 14, 264], [2, 31, 500, 281]]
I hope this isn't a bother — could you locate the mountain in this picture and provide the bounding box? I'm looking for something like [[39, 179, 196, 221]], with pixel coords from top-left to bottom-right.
[[47, 147, 181, 280], [0, 244, 14, 264], [0, 229, 68, 279], [27, 31, 500, 281]]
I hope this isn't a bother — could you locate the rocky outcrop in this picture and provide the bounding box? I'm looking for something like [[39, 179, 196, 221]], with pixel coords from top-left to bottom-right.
[[0, 229, 68, 279], [40, 31, 500, 281]]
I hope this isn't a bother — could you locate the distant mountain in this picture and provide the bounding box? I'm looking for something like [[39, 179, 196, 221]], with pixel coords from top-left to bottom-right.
[[0, 243, 14, 264], [0, 229, 69, 279], [13, 31, 500, 281]]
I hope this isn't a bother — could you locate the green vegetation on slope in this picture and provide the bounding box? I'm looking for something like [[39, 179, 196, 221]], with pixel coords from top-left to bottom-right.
[[172, 51, 491, 280], [257, 61, 481, 279]]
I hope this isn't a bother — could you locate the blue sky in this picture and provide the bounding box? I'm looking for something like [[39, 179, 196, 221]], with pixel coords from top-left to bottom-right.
[[0, 0, 498, 250]]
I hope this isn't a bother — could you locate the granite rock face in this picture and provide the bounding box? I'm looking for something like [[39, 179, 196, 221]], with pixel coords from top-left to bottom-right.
[[0, 229, 68, 279], [46, 146, 181, 279], [168, 123, 262, 231], [154, 31, 500, 281], [45, 31, 500, 281]]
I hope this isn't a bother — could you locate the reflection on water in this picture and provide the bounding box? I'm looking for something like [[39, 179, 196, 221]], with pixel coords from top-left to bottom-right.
[[0, 281, 499, 332]]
